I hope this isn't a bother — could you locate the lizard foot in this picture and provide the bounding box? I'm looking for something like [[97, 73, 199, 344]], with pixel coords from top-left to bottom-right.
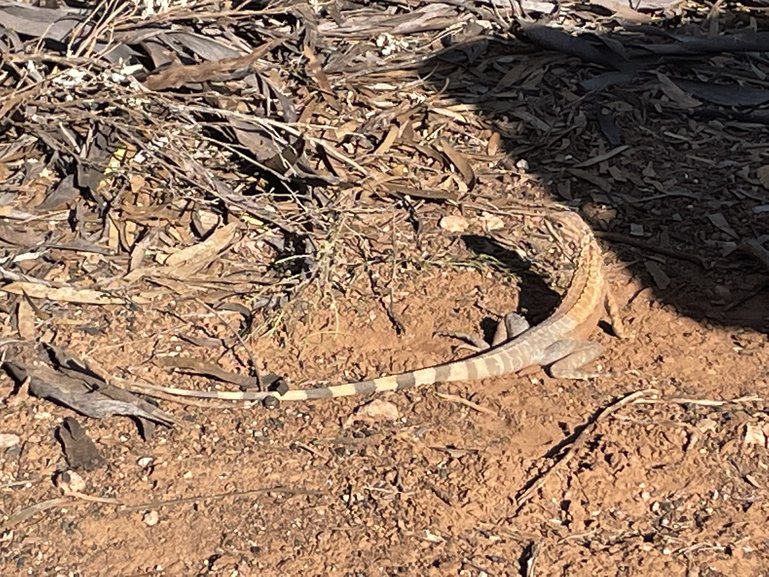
[[435, 312, 531, 353], [543, 340, 605, 380], [434, 330, 489, 353]]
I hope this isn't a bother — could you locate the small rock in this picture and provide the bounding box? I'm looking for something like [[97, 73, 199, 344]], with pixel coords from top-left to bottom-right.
[[56, 470, 86, 494], [356, 399, 400, 422], [439, 215, 468, 233], [0, 433, 20, 450], [137, 457, 154, 468], [143, 510, 160, 526]]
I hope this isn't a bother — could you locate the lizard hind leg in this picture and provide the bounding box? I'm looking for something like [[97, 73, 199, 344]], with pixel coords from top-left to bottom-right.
[[436, 313, 530, 353], [604, 290, 631, 339], [494, 312, 530, 345], [541, 339, 605, 380]]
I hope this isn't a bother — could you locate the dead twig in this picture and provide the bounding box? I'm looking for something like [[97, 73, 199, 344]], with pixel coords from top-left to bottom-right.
[[119, 485, 323, 513], [633, 394, 764, 407], [514, 389, 658, 512], [193, 297, 262, 389], [435, 391, 501, 418], [596, 232, 709, 269]]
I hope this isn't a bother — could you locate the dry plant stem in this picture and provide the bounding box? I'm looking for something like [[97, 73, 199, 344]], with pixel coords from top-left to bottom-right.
[[125, 382, 239, 410], [193, 297, 262, 388], [434, 392, 501, 417], [634, 395, 763, 406], [514, 389, 658, 512], [596, 231, 709, 268], [119, 485, 323, 513], [3, 498, 72, 529]]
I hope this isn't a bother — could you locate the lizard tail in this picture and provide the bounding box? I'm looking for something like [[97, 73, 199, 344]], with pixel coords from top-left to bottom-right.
[[148, 344, 528, 402], [278, 348, 521, 401]]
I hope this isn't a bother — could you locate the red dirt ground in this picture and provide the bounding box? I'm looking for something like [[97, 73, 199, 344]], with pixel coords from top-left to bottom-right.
[[2, 201, 769, 576]]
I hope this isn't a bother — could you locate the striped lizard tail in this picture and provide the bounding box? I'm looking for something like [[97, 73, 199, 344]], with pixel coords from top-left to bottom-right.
[[272, 344, 527, 401]]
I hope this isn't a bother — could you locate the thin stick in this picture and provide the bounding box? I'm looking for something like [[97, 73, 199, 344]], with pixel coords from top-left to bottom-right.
[[194, 297, 262, 388], [634, 395, 763, 407], [514, 389, 657, 512], [120, 485, 322, 513], [595, 231, 709, 268]]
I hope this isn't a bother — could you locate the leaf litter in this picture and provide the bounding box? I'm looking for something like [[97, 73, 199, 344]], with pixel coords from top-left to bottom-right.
[[1, 0, 769, 574]]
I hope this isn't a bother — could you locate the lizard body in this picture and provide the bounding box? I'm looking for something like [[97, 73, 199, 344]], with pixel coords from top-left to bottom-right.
[[157, 209, 626, 403]]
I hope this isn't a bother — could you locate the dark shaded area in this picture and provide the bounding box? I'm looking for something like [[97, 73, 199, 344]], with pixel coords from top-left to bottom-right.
[[462, 233, 561, 328], [420, 19, 769, 334]]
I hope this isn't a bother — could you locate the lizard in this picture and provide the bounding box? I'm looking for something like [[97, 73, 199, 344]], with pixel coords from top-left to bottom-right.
[[148, 208, 628, 404]]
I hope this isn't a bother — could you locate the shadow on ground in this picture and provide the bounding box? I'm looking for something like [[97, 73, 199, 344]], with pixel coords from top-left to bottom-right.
[[419, 21, 769, 334]]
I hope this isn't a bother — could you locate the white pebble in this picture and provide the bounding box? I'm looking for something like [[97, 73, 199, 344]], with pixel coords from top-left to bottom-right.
[[143, 510, 160, 526]]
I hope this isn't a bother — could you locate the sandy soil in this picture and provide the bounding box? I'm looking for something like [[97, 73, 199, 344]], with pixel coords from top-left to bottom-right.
[[2, 4, 769, 575], [2, 201, 768, 576]]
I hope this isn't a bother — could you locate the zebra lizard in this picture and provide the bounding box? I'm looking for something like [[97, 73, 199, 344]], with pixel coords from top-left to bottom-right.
[[152, 209, 628, 404]]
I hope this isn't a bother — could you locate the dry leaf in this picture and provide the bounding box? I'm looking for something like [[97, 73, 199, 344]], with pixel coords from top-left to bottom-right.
[[373, 125, 400, 155], [1, 282, 148, 305], [129, 174, 146, 193], [487, 132, 501, 155], [481, 212, 505, 232], [437, 138, 476, 189], [161, 222, 238, 277], [439, 215, 469, 233], [757, 166, 769, 190], [572, 145, 630, 168], [191, 210, 221, 239], [16, 299, 35, 339], [744, 423, 769, 448], [656, 72, 702, 108], [644, 261, 670, 289], [128, 232, 152, 273], [707, 213, 738, 239]]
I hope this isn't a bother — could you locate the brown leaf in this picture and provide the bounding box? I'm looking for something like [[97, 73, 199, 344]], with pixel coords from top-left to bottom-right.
[[15, 299, 35, 340], [656, 72, 701, 108], [757, 166, 769, 190], [144, 40, 282, 90], [373, 125, 400, 155], [161, 222, 238, 277], [436, 138, 476, 189], [1, 282, 149, 305], [644, 261, 671, 290]]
